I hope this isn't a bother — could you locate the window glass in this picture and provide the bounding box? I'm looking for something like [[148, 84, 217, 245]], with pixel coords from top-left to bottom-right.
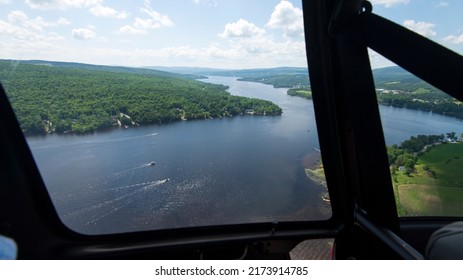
[[0, 0, 331, 234], [371, 51, 463, 217]]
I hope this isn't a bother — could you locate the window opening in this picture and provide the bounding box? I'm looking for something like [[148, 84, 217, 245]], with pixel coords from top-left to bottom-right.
[[0, 0, 331, 234]]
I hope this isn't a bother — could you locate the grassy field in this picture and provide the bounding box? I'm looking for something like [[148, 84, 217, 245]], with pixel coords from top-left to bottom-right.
[[394, 143, 463, 216], [287, 88, 312, 99], [305, 165, 327, 188]]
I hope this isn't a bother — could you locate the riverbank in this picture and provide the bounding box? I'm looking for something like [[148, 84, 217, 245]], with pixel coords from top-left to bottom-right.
[[303, 155, 330, 204], [305, 161, 327, 189]]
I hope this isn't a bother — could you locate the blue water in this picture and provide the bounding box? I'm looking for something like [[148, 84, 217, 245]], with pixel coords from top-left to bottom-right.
[[26, 76, 463, 234]]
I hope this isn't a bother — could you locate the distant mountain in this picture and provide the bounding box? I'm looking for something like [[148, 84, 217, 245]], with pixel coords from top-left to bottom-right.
[[198, 67, 308, 77], [372, 66, 419, 83], [145, 65, 425, 90], [372, 66, 442, 93], [146, 66, 308, 77], [144, 66, 229, 75], [4, 60, 432, 91], [3, 59, 204, 80]]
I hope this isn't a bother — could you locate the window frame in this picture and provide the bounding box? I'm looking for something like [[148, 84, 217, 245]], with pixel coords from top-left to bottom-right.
[[1, 0, 462, 259]]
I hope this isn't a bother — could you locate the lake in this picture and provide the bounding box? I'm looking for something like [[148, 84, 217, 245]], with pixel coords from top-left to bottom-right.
[[26, 76, 463, 234]]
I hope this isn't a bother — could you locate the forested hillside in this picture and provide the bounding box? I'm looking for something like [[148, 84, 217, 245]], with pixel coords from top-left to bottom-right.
[[0, 60, 282, 135], [373, 67, 463, 119], [222, 66, 463, 120], [20, 60, 205, 80]]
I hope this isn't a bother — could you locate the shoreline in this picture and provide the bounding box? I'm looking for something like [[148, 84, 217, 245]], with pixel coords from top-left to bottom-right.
[[24, 113, 283, 138], [304, 160, 327, 188]]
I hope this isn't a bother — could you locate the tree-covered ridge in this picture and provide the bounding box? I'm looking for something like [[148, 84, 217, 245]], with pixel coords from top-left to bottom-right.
[[0, 61, 282, 135], [227, 66, 463, 120], [238, 74, 310, 88], [376, 91, 463, 119], [8, 59, 205, 80], [373, 67, 463, 118]]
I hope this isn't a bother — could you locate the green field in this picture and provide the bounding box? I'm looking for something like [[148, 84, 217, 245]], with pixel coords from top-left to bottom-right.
[[394, 143, 463, 216], [287, 88, 312, 99]]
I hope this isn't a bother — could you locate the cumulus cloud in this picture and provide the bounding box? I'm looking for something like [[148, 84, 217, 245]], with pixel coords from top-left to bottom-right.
[[117, 0, 173, 35], [0, 0, 11, 4], [140, 0, 174, 27], [123, 38, 307, 68], [218, 19, 265, 39], [443, 34, 463, 44], [25, 0, 101, 10], [266, 0, 303, 38], [6, 10, 70, 32], [72, 27, 96, 40], [370, 0, 409, 8], [403, 20, 436, 37], [0, 10, 65, 59], [90, 4, 128, 19], [7, 10, 28, 24]]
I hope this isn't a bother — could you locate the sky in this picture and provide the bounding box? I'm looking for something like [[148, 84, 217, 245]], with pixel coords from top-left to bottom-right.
[[0, 0, 462, 69]]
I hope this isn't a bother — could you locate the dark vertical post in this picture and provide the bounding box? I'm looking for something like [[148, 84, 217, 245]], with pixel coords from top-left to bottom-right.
[[303, 0, 400, 259]]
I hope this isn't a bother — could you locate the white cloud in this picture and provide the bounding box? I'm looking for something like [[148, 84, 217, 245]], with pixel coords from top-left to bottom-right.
[[0, 0, 11, 4], [0, 19, 30, 38], [266, 0, 303, 38], [6, 10, 70, 32], [192, 0, 217, 7], [368, 48, 396, 69], [25, 0, 101, 10], [72, 27, 96, 40], [435, 1, 449, 8], [90, 4, 128, 19], [0, 11, 65, 60], [57, 17, 71, 25], [403, 20, 436, 37], [7, 10, 28, 24], [370, 0, 409, 8], [218, 19, 265, 39], [118, 25, 147, 35], [116, 0, 173, 36], [133, 17, 160, 29], [124, 38, 306, 68], [140, 0, 174, 27], [443, 34, 463, 44]]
